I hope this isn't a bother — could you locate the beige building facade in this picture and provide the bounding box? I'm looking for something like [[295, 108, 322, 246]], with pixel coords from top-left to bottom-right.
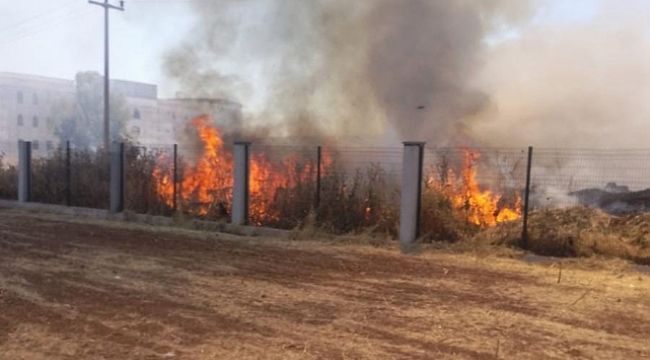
[[0, 72, 241, 159]]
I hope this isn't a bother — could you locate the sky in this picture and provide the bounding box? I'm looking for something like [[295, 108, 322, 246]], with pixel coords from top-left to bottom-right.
[[0, 0, 605, 98], [0, 0, 195, 97]]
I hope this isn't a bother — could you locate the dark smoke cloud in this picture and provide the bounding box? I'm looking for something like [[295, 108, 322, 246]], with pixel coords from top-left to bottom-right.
[[164, 0, 533, 143]]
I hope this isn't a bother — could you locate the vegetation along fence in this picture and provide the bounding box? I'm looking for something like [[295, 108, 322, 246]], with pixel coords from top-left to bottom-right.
[[1, 139, 649, 261]]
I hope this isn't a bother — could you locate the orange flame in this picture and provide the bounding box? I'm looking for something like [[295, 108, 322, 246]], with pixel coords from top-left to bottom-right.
[[154, 115, 323, 224], [427, 150, 522, 227], [153, 115, 232, 216]]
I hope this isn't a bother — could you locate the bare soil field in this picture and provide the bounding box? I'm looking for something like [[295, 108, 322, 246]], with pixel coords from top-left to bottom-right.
[[0, 208, 648, 359]]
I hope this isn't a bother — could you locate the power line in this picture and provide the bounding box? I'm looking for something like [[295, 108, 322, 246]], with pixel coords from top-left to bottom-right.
[[0, 7, 93, 47], [129, 0, 199, 2], [0, 0, 79, 34]]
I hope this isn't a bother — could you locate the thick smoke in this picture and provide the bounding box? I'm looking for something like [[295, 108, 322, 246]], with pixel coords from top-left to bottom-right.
[[469, 0, 650, 149], [163, 0, 532, 143]]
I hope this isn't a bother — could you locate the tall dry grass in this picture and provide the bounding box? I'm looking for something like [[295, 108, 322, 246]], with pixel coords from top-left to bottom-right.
[[124, 146, 173, 216], [2, 145, 171, 213], [316, 163, 400, 235], [31, 148, 68, 205], [0, 153, 17, 200], [7, 144, 650, 265], [472, 207, 650, 264]]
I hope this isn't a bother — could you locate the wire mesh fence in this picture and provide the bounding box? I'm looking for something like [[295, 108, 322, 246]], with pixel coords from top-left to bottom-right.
[[420, 147, 528, 241], [171, 143, 233, 221], [31, 143, 109, 209], [318, 146, 402, 235], [531, 149, 650, 213], [124, 144, 174, 216], [69, 146, 109, 209], [2, 140, 650, 239], [0, 140, 18, 200], [31, 144, 67, 205], [248, 144, 318, 229]]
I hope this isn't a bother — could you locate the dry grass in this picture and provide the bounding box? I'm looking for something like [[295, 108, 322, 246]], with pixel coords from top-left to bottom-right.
[[1, 146, 172, 212], [4, 148, 650, 266], [472, 207, 650, 265], [0, 208, 648, 359], [0, 154, 17, 200]]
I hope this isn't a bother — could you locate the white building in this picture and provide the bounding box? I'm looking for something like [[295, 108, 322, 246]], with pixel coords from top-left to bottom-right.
[[0, 72, 241, 159], [0, 72, 74, 156]]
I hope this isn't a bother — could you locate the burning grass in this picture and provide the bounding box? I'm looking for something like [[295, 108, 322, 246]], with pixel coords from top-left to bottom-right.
[[151, 116, 524, 237], [424, 150, 522, 227], [418, 148, 524, 242], [152, 116, 400, 234], [2, 116, 649, 265]]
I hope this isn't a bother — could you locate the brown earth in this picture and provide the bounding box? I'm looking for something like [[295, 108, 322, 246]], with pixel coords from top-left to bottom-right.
[[0, 208, 648, 359]]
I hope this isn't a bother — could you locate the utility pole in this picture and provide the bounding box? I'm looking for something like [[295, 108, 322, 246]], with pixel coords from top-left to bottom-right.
[[89, 0, 124, 149]]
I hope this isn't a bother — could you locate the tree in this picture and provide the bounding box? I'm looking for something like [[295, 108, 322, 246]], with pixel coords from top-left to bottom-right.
[[55, 72, 129, 148]]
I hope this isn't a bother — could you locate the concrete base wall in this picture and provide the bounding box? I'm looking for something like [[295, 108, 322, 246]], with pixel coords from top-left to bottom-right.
[[0, 199, 290, 238]]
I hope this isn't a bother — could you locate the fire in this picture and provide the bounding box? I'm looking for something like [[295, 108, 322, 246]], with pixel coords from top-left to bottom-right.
[[154, 117, 516, 229], [427, 150, 522, 227], [154, 115, 324, 224], [153, 115, 232, 216]]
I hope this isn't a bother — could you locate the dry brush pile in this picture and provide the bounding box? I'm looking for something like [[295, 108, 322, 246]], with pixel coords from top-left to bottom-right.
[[473, 207, 650, 265]]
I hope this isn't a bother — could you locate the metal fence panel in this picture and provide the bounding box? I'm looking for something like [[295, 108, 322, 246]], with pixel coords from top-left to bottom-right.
[[531, 149, 650, 213], [0, 140, 17, 200]]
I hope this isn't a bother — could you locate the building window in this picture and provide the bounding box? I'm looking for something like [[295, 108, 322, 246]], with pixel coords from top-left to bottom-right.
[[17, 114, 24, 126], [32, 116, 39, 127], [46, 141, 53, 151], [130, 126, 141, 136], [32, 141, 39, 150], [46, 117, 52, 129], [133, 108, 141, 119], [17, 91, 23, 104], [32, 93, 38, 105]]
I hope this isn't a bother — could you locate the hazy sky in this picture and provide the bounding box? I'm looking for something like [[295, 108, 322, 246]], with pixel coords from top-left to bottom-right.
[[0, 0, 195, 96], [0, 0, 605, 98]]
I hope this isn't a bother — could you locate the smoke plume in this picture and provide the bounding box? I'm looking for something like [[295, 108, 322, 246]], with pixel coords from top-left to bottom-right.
[[468, 0, 650, 149], [164, 0, 650, 149], [164, 0, 532, 143]]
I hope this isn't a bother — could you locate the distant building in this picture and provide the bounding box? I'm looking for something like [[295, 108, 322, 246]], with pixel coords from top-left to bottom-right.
[[0, 72, 241, 158], [0, 72, 74, 156]]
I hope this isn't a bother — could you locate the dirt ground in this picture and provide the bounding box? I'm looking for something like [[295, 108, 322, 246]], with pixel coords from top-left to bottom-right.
[[0, 208, 648, 359]]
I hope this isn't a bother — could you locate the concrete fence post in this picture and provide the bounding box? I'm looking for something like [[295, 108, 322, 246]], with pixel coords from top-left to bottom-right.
[[315, 145, 322, 209], [521, 146, 533, 249], [232, 141, 251, 225], [109, 142, 125, 213], [18, 140, 32, 203], [65, 141, 72, 206], [400, 141, 425, 252], [172, 143, 178, 212]]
